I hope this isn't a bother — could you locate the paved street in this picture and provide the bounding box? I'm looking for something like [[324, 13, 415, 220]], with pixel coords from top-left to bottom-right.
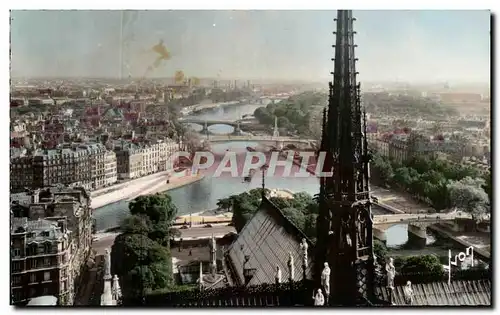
[[373, 212, 471, 225], [176, 225, 236, 240], [371, 186, 434, 214]]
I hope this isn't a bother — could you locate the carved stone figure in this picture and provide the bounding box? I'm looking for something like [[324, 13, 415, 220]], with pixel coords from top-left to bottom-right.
[[321, 262, 331, 297], [300, 238, 308, 268], [313, 288, 325, 306], [275, 265, 282, 284], [287, 252, 295, 281], [403, 281, 413, 305], [112, 275, 122, 302], [385, 257, 395, 289], [104, 249, 111, 279], [211, 234, 216, 253]]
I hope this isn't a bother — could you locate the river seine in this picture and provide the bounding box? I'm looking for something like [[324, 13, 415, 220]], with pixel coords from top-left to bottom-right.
[[94, 102, 460, 256]]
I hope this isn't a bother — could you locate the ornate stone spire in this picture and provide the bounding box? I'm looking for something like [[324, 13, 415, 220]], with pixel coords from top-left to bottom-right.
[[315, 10, 375, 305], [273, 116, 279, 137], [260, 163, 268, 198]]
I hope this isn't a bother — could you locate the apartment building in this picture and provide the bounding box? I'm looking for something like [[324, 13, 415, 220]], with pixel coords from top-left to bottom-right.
[[11, 217, 71, 305], [10, 186, 93, 305], [10, 142, 117, 192], [114, 139, 179, 179], [114, 142, 144, 179], [104, 150, 117, 186], [141, 139, 179, 175], [369, 132, 466, 163]]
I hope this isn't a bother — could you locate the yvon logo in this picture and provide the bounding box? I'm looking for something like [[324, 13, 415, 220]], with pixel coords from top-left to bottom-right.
[[445, 246, 474, 284]]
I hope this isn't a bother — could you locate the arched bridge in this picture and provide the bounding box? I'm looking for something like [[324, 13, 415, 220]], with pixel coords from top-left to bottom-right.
[[373, 211, 474, 244], [205, 135, 317, 148], [179, 118, 240, 128], [373, 212, 472, 228]]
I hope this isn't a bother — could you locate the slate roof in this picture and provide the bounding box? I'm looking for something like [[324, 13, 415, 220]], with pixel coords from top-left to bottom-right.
[[375, 280, 491, 306], [225, 196, 314, 287]]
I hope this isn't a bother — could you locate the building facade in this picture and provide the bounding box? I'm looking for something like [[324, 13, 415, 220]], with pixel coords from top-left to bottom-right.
[[11, 217, 71, 305], [114, 139, 179, 179], [104, 150, 118, 187], [10, 143, 117, 192], [10, 186, 93, 305], [114, 142, 144, 179]]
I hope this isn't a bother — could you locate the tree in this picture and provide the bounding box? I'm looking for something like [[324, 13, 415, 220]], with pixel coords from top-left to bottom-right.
[[254, 107, 274, 125], [124, 265, 156, 297], [482, 171, 492, 202], [447, 177, 490, 220], [373, 240, 388, 260], [281, 207, 307, 231], [371, 154, 394, 185], [303, 213, 318, 241], [111, 234, 161, 277], [407, 156, 432, 174], [393, 167, 413, 189], [121, 214, 152, 235], [399, 255, 444, 276], [129, 194, 178, 225], [216, 198, 233, 212], [291, 192, 314, 208], [277, 116, 290, 129], [183, 130, 203, 154]]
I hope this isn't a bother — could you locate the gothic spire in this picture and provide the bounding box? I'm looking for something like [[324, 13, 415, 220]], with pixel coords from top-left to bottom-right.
[[315, 10, 374, 306]]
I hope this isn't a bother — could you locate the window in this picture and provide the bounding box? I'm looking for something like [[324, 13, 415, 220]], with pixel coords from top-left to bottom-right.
[[29, 288, 36, 297], [44, 243, 51, 253], [43, 287, 49, 295], [30, 273, 37, 283], [12, 248, 21, 257], [44, 271, 50, 281], [44, 258, 50, 267], [12, 276, 21, 285], [12, 262, 21, 272], [30, 259, 37, 269]]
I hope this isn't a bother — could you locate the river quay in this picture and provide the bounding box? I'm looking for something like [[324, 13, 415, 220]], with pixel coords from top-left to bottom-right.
[[91, 172, 205, 209]]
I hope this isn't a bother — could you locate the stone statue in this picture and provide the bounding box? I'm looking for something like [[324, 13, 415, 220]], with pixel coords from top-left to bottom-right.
[[313, 289, 325, 306], [403, 281, 413, 305], [300, 238, 308, 268], [275, 265, 282, 284], [210, 234, 217, 276], [104, 249, 111, 279], [385, 257, 396, 289], [211, 234, 216, 253], [112, 275, 122, 302], [287, 252, 295, 281], [321, 262, 331, 297]]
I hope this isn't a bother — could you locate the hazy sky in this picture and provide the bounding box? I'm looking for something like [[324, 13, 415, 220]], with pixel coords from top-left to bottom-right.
[[10, 10, 490, 83]]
